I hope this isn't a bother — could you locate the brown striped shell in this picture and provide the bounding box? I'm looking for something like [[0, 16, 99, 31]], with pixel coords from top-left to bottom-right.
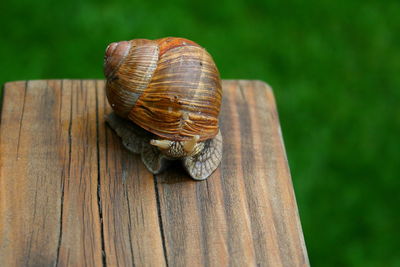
[[104, 37, 222, 142]]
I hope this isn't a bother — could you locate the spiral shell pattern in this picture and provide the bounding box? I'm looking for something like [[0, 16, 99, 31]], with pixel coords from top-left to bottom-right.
[[104, 37, 222, 141]]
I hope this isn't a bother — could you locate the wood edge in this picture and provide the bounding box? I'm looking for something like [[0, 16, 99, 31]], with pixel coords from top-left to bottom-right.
[[222, 79, 273, 89], [3, 79, 272, 85], [0, 81, 27, 127], [0, 83, 7, 122], [255, 80, 310, 265], [2, 80, 27, 88], [232, 79, 309, 265], [1, 79, 105, 88]]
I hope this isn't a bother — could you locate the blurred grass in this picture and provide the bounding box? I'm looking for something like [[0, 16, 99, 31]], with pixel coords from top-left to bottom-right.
[[1, 0, 400, 265]]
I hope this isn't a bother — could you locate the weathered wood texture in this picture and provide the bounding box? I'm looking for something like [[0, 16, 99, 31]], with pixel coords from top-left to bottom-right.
[[0, 80, 308, 266]]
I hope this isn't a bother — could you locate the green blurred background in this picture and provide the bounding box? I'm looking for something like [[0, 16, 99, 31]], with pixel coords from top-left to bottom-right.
[[1, 0, 399, 265]]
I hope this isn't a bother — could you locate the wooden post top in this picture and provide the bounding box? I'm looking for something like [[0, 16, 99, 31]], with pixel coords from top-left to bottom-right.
[[0, 80, 309, 266]]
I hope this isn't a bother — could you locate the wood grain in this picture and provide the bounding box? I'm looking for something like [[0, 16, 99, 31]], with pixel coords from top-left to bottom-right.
[[0, 80, 309, 266]]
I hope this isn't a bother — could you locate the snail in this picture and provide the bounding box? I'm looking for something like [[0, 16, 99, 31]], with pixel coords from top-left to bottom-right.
[[104, 37, 223, 180]]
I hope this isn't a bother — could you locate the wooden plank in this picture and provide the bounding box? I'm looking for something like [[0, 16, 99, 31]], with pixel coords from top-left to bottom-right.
[[155, 80, 309, 266], [0, 80, 308, 267], [55, 80, 103, 267], [96, 80, 166, 266], [0, 80, 103, 266]]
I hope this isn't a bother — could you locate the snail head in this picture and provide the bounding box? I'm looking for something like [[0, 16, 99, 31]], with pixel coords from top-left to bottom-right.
[[150, 135, 201, 157]]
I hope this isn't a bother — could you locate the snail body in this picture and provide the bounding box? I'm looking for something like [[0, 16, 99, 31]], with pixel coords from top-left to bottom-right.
[[104, 37, 223, 180]]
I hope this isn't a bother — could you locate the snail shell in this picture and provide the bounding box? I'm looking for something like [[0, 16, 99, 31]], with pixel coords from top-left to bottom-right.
[[104, 37, 223, 180], [104, 37, 222, 142]]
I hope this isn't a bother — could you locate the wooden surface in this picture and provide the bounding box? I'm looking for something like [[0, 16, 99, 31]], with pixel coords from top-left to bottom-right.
[[0, 80, 309, 267]]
